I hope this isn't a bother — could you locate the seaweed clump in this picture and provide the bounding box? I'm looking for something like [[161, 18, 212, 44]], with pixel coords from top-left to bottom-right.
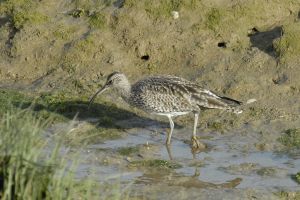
[[278, 128, 300, 148], [128, 159, 182, 169]]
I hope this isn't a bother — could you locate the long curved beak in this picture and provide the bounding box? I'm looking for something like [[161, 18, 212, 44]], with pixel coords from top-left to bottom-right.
[[88, 85, 108, 109]]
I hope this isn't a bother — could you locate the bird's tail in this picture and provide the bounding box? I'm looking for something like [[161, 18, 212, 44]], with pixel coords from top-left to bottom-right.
[[220, 96, 257, 114]]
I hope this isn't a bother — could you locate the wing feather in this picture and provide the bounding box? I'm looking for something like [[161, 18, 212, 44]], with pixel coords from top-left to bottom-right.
[[131, 75, 241, 112]]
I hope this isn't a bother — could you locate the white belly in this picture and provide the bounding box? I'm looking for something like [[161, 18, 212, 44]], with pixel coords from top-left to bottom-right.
[[153, 112, 190, 117]]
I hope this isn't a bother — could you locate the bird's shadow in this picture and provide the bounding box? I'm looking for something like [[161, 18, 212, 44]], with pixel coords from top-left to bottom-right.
[[17, 100, 171, 129]]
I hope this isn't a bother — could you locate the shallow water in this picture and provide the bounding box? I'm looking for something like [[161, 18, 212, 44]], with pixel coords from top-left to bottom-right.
[[45, 119, 300, 198], [100, 130, 299, 188]]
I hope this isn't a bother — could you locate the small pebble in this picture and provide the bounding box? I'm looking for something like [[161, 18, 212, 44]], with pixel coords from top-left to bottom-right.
[[171, 11, 179, 19], [246, 98, 257, 104]]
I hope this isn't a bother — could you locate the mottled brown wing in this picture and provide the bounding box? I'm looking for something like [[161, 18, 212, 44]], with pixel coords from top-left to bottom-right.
[[158, 76, 238, 109], [153, 76, 229, 109], [131, 75, 240, 112], [131, 76, 198, 113]]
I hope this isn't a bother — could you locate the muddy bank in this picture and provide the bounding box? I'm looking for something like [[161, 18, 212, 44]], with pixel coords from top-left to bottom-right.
[[0, 0, 299, 130]]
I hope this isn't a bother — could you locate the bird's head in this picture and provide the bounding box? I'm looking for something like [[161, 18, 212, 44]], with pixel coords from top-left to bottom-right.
[[88, 72, 129, 108]]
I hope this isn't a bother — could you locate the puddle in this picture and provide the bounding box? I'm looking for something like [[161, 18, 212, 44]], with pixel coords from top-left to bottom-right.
[[45, 120, 300, 197]]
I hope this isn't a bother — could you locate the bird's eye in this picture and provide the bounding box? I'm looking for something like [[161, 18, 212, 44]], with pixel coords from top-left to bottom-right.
[[107, 80, 113, 85]]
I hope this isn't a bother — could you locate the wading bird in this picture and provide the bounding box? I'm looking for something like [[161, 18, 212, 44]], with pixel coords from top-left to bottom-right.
[[89, 72, 243, 150]]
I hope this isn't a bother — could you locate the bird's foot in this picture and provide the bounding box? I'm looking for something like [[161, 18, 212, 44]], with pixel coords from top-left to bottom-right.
[[191, 136, 206, 153]]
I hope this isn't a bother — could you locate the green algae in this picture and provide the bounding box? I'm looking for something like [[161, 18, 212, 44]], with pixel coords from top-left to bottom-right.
[[94, 128, 122, 140], [128, 159, 182, 169], [291, 171, 300, 184], [296, 172, 300, 184], [256, 167, 277, 177], [117, 146, 140, 156], [278, 128, 300, 149]]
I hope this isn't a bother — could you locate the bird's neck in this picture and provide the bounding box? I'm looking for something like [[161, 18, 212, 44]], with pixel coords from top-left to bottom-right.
[[117, 80, 131, 102]]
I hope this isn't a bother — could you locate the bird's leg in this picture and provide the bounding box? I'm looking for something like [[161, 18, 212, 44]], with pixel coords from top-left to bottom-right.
[[166, 144, 173, 160], [193, 167, 200, 178], [191, 112, 206, 150], [166, 115, 174, 145]]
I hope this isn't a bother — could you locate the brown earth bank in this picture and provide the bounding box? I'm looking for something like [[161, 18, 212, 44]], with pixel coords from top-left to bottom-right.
[[0, 0, 300, 121]]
